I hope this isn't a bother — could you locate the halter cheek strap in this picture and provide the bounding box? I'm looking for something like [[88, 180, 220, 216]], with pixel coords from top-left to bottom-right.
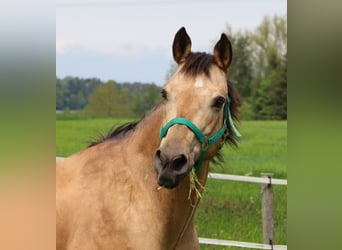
[[159, 97, 241, 172]]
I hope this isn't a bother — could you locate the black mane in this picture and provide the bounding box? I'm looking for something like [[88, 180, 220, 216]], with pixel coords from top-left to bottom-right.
[[87, 103, 163, 147], [87, 121, 140, 148], [180, 52, 215, 77]]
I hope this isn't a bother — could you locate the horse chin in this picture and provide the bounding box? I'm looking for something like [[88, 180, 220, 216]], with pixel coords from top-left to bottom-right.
[[154, 149, 194, 188], [156, 170, 190, 189]]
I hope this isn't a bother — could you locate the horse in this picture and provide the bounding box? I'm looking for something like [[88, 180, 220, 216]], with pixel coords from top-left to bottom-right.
[[56, 27, 241, 250]]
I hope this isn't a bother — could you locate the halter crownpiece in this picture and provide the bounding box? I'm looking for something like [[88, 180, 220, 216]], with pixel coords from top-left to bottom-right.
[[159, 97, 241, 172]]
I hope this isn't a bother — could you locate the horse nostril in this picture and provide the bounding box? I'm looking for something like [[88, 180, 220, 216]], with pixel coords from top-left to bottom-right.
[[155, 149, 166, 169], [156, 149, 161, 159], [171, 154, 187, 171]]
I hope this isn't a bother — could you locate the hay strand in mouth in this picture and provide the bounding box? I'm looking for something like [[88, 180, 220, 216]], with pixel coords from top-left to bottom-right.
[[188, 168, 205, 206]]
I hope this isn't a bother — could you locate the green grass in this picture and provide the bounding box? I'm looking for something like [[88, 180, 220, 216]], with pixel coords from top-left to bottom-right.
[[217, 121, 287, 179], [56, 114, 133, 156], [56, 116, 287, 248]]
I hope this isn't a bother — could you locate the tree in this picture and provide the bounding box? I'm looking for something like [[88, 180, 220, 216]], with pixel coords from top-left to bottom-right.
[[85, 81, 135, 117], [224, 26, 254, 100], [56, 76, 163, 116], [132, 84, 161, 116], [85, 81, 120, 117], [56, 76, 102, 111], [117, 86, 133, 117], [224, 15, 287, 120], [250, 15, 287, 120], [56, 78, 64, 110], [251, 15, 286, 76]]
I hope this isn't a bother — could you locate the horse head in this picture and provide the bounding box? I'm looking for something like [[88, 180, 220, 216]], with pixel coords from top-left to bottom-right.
[[154, 27, 240, 189]]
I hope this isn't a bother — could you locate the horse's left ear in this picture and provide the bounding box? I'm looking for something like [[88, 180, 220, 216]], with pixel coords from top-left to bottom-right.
[[213, 33, 233, 70]]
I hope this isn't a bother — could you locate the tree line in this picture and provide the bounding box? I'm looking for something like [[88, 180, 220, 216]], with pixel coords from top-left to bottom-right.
[[56, 77, 161, 118], [56, 15, 286, 120]]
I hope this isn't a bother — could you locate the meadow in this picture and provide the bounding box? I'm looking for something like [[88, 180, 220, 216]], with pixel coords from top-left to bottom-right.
[[56, 114, 287, 249]]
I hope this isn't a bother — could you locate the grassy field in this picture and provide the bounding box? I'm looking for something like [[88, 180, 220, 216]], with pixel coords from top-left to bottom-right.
[[56, 114, 287, 248]]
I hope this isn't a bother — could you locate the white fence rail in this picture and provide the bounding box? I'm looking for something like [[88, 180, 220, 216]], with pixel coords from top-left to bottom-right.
[[205, 172, 287, 249], [208, 173, 287, 185], [56, 157, 287, 249], [198, 237, 287, 250]]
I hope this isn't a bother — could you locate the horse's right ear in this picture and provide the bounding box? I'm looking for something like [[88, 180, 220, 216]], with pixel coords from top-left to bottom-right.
[[172, 27, 192, 64]]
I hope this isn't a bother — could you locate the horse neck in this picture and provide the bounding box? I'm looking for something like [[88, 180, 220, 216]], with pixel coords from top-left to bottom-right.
[[129, 104, 164, 163], [129, 103, 210, 246]]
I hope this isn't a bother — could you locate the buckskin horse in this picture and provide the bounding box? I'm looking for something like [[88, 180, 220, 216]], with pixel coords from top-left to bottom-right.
[[56, 27, 241, 250]]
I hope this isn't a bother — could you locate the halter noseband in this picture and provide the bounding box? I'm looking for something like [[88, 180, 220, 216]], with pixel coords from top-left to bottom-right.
[[159, 97, 241, 172]]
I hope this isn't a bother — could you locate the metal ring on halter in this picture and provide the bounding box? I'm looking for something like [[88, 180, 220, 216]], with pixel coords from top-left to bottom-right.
[[222, 129, 229, 141], [201, 138, 209, 151]]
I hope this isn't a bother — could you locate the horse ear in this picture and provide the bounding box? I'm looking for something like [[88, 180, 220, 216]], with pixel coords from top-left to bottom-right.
[[172, 27, 192, 64], [213, 33, 233, 70]]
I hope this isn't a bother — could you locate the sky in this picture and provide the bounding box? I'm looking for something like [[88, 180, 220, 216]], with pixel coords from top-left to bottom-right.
[[56, 0, 287, 86]]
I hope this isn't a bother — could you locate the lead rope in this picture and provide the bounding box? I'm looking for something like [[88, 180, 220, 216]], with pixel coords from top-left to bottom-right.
[[173, 179, 202, 250], [172, 205, 196, 249]]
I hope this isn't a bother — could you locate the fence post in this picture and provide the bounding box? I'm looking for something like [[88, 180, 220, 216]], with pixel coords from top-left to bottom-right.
[[261, 173, 275, 247]]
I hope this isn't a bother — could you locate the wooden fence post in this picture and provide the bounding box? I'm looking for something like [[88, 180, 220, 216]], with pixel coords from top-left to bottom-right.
[[261, 173, 275, 247]]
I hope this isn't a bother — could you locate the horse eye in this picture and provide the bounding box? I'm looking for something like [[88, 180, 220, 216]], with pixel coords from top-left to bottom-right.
[[213, 96, 225, 110], [161, 89, 168, 100]]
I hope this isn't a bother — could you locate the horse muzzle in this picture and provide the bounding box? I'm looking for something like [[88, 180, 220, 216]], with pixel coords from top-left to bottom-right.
[[153, 148, 195, 189]]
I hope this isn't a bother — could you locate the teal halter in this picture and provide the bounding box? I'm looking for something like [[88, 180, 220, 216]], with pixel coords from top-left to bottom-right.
[[159, 97, 241, 172]]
